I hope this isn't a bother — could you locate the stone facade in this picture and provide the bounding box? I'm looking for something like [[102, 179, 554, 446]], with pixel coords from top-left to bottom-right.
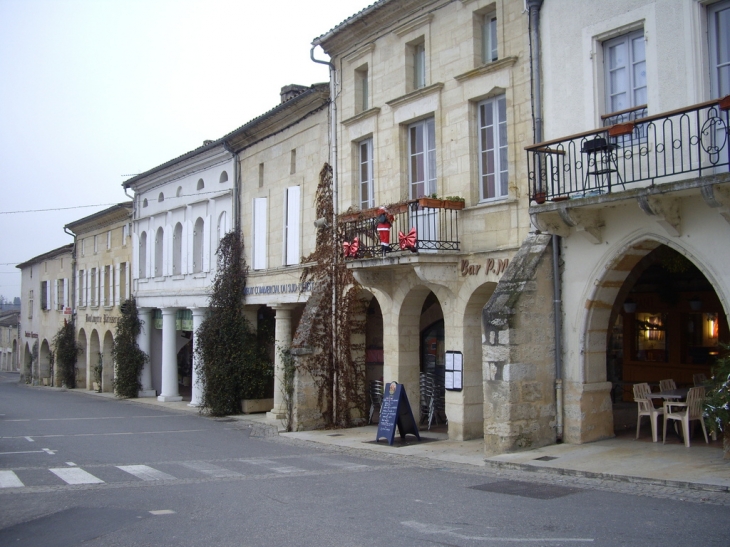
[[0, 310, 20, 372], [65, 203, 133, 392]]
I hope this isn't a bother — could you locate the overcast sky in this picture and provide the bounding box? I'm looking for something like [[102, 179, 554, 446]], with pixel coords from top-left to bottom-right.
[[0, 0, 371, 300]]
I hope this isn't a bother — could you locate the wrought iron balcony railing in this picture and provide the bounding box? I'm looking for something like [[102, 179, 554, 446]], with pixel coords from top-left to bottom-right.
[[339, 199, 461, 259], [526, 97, 730, 203]]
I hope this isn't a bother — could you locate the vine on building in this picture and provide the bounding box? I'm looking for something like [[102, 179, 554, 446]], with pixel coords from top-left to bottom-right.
[[112, 298, 148, 397], [294, 163, 367, 428], [195, 231, 273, 416], [52, 319, 77, 388]]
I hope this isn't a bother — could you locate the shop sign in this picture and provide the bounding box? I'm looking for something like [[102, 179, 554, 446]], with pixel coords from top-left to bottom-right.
[[85, 314, 120, 325], [243, 282, 313, 296], [24, 332, 38, 339], [460, 258, 509, 277]]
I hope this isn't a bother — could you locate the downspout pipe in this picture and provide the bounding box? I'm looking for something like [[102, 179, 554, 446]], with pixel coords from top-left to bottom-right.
[[311, 44, 339, 424], [528, 0, 563, 442]]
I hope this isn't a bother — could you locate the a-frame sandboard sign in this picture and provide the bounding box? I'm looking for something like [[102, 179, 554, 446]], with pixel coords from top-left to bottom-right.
[[375, 381, 421, 446]]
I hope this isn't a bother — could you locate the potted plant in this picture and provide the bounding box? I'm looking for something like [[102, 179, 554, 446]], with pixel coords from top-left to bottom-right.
[[417, 193, 444, 208], [532, 191, 547, 204], [443, 196, 466, 210], [703, 347, 730, 459]]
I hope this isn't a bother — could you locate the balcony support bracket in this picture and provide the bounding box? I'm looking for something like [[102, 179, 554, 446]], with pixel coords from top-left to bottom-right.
[[637, 195, 681, 237], [701, 182, 730, 225], [558, 207, 604, 244]]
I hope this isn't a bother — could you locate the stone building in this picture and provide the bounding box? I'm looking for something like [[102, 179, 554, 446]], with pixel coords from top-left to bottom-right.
[[528, 0, 730, 444], [64, 202, 133, 392], [16, 244, 74, 385], [311, 0, 540, 444], [0, 309, 20, 371], [123, 83, 329, 407]]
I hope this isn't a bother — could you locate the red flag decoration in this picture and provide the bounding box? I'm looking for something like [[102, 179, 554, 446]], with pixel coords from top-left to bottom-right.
[[398, 228, 417, 251], [342, 237, 360, 258]]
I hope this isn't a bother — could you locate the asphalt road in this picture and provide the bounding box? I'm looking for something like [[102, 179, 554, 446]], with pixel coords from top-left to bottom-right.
[[1, 372, 728, 547]]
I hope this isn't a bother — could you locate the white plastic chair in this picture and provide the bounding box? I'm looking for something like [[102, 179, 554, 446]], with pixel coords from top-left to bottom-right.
[[659, 379, 676, 392], [663, 386, 709, 447], [633, 383, 663, 442], [693, 373, 707, 387]]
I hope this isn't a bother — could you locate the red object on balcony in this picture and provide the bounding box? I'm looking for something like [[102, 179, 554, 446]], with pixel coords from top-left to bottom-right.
[[343, 237, 360, 258], [608, 122, 635, 137], [398, 228, 417, 251], [719, 95, 730, 111]]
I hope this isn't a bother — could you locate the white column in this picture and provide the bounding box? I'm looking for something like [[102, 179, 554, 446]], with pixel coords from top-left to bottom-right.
[[137, 307, 155, 397], [158, 307, 182, 402], [266, 304, 296, 419], [188, 307, 207, 407]]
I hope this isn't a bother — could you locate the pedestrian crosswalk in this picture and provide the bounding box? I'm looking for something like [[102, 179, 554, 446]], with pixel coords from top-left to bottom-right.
[[0, 455, 374, 490]]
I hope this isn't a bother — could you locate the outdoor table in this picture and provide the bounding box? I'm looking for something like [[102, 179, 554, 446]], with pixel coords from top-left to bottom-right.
[[647, 388, 689, 400]]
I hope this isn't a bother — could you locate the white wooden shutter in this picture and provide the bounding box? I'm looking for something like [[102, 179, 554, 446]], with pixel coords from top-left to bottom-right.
[[64, 278, 69, 308], [132, 232, 139, 280], [253, 198, 267, 270], [45, 281, 50, 311], [114, 263, 120, 306], [86, 270, 90, 306], [285, 186, 301, 265], [203, 215, 211, 272]]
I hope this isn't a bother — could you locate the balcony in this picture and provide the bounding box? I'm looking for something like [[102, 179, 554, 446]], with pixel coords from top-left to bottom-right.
[[526, 97, 730, 203], [339, 199, 462, 260]]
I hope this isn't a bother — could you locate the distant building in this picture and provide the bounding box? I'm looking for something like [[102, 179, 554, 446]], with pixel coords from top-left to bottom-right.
[[0, 309, 20, 371], [16, 244, 74, 385], [65, 202, 133, 392]]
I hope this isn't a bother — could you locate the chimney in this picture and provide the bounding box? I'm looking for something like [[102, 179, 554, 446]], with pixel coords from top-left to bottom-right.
[[280, 84, 308, 103]]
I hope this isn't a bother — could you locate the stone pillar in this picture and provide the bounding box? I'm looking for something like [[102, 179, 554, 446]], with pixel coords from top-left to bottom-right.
[[267, 304, 295, 419], [188, 307, 207, 407], [137, 307, 156, 397], [158, 307, 182, 402]]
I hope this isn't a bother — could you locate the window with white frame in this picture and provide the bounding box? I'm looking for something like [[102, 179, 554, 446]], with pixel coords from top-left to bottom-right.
[[40, 281, 48, 310], [106, 230, 111, 250], [172, 222, 183, 275], [355, 65, 369, 113], [193, 218, 204, 273], [78, 270, 85, 306], [478, 95, 508, 201], [119, 262, 127, 302], [93, 235, 98, 254], [28, 289, 33, 319], [482, 12, 498, 64], [103, 266, 111, 306], [709, 1, 730, 99], [154, 227, 164, 277], [56, 279, 65, 310], [408, 118, 436, 199], [253, 198, 267, 270], [90, 269, 97, 306], [138, 231, 147, 279], [409, 39, 426, 91], [603, 30, 646, 115], [358, 138, 374, 210], [284, 187, 301, 266], [122, 223, 129, 245]]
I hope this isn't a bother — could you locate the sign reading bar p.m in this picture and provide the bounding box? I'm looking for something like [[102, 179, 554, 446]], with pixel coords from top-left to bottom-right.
[[376, 382, 421, 446]]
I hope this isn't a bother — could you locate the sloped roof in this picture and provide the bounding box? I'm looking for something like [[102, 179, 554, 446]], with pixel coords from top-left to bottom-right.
[[312, 0, 390, 46], [15, 244, 74, 270], [65, 202, 132, 234]]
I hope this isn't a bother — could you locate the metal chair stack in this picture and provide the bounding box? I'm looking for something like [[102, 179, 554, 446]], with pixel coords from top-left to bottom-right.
[[368, 380, 383, 425]]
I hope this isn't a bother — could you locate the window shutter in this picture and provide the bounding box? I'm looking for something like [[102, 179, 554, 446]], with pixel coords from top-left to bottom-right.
[[64, 278, 69, 308], [253, 198, 267, 270], [46, 281, 50, 311], [285, 186, 301, 265], [114, 263, 120, 306]]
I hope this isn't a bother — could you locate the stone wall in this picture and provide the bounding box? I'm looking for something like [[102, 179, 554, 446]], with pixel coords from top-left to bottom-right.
[[482, 233, 557, 454]]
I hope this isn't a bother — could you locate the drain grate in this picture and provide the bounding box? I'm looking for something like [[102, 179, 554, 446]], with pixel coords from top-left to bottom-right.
[[470, 480, 580, 499], [534, 456, 558, 461]]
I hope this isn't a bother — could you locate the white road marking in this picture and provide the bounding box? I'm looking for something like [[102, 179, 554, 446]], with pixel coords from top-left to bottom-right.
[[240, 459, 305, 474], [49, 467, 104, 485], [42, 448, 56, 455], [25, 436, 34, 442], [118, 465, 176, 481], [306, 455, 369, 470], [149, 510, 176, 515], [401, 521, 594, 543], [0, 470, 24, 488], [0, 450, 48, 455], [6, 419, 30, 422], [180, 461, 242, 478], [66, 462, 76, 466]]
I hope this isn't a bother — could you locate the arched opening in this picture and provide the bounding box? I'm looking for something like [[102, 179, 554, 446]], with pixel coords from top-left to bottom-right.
[[39, 339, 52, 386], [89, 330, 101, 391], [155, 227, 164, 277], [172, 222, 183, 275], [23, 341, 33, 382], [143, 198, 148, 208], [197, 179, 205, 190], [77, 328, 88, 389], [193, 217, 204, 273], [158, 192, 164, 203], [605, 244, 729, 438], [219, 171, 228, 183], [420, 292, 446, 431], [176, 186, 183, 198], [139, 231, 147, 279], [102, 330, 114, 393]]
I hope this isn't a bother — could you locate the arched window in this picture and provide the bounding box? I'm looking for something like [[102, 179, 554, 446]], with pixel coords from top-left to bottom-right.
[[143, 198, 148, 208], [158, 192, 164, 203], [155, 227, 164, 277], [172, 222, 183, 275], [193, 217, 204, 273], [176, 186, 183, 197], [138, 232, 147, 279], [197, 179, 205, 190], [219, 171, 228, 183], [217, 211, 228, 246]]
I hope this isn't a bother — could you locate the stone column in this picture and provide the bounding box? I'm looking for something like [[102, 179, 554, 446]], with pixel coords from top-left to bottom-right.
[[158, 307, 182, 402], [266, 304, 296, 419], [188, 307, 207, 407], [137, 307, 156, 397]]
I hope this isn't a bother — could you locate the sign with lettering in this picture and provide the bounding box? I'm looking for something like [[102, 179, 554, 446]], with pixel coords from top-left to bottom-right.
[[376, 382, 421, 446], [460, 258, 509, 277], [244, 282, 313, 296]]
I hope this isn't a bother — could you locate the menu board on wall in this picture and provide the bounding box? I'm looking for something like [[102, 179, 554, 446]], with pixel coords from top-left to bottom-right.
[[445, 351, 463, 391]]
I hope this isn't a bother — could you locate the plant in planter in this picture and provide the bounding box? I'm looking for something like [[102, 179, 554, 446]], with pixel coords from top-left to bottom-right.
[[443, 196, 466, 210], [704, 346, 730, 459]]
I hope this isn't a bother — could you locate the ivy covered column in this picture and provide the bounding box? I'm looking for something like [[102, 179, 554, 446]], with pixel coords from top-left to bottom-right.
[[267, 304, 295, 419], [188, 307, 207, 407], [137, 307, 155, 397], [158, 307, 182, 402]]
